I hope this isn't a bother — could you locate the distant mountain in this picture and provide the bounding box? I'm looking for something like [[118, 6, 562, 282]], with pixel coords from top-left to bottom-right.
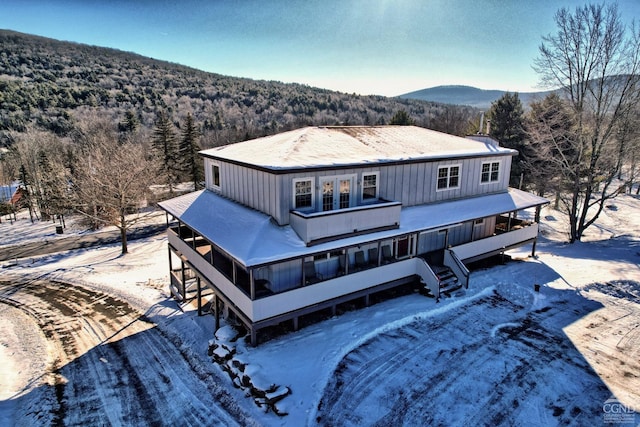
[[399, 85, 554, 109]]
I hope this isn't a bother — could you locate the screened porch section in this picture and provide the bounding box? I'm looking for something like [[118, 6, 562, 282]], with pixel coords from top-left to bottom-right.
[[167, 223, 403, 301]]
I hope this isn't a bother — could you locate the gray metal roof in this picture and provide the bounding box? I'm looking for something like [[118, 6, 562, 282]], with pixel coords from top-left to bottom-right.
[[200, 126, 515, 170]]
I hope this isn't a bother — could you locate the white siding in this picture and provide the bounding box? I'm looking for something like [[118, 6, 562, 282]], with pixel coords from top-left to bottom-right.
[[203, 153, 513, 226]]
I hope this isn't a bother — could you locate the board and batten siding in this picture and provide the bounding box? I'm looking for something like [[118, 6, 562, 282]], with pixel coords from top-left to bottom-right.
[[204, 158, 282, 223], [204, 154, 513, 226], [378, 155, 512, 207]]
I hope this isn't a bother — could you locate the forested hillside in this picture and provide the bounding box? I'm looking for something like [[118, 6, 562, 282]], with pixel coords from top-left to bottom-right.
[[0, 30, 479, 147]]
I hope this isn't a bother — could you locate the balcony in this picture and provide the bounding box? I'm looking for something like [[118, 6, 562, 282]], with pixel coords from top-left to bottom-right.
[[290, 200, 402, 245], [451, 221, 539, 263]]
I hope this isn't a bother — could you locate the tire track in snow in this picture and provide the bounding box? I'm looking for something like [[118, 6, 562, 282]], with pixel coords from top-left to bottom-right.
[[0, 279, 245, 426], [316, 291, 610, 426]]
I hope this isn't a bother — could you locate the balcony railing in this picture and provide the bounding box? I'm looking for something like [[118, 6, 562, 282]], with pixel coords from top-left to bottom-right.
[[290, 200, 401, 245], [451, 222, 539, 262]]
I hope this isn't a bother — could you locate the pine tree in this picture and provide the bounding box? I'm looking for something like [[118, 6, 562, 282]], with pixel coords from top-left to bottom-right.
[[119, 110, 139, 134], [178, 113, 204, 191], [152, 110, 178, 193], [487, 92, 526, 187], [389, 110, 414, 125]]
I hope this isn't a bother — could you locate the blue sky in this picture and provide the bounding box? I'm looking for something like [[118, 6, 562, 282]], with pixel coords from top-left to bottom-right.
[[1, 0, 638, 96]]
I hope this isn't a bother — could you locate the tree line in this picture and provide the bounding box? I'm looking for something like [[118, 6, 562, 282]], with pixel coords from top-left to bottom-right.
[[1, 2, 639, 248], [0, 109, 204, 253], [0, 29, 480, 149]]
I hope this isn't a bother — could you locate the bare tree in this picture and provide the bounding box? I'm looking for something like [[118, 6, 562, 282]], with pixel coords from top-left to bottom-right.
[[533, 3, 640, 242], [524, 94, 578, 206], [73, 122, 155, 254]]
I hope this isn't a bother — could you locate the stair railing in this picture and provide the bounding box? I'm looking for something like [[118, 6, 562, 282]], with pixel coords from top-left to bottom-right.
[[444, 249, 470, 289], [415, 257, 440, 300]]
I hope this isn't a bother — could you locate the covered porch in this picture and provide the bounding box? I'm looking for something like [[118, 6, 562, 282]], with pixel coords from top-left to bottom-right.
[[159, 188, 548, 345]]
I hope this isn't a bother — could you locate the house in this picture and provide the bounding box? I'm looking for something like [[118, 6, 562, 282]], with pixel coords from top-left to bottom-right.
[[0, 182, 20, 205], [159, 126, 548, 345]]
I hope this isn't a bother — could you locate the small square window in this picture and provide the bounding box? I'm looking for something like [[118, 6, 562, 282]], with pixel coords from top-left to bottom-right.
[[437, 165, 460, 190], [481, 162, 500, 183]]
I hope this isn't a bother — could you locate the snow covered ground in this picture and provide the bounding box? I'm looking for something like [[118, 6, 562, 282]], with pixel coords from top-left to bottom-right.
[[1, 193, 639, 426]]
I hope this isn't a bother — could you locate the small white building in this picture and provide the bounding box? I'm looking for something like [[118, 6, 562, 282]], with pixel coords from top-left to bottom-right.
[[159, 126, 548, 345]]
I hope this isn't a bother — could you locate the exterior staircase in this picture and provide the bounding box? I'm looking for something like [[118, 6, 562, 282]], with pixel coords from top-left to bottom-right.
[[420, 265, 461, 298]]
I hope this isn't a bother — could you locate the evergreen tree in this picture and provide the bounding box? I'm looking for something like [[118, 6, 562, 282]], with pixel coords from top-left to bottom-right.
[[389, 110, 414, 125], [487, 92, 526, 187], [119, 110, 139, 134], [152, 110, 178, 193], [178, 113, 204, 190]]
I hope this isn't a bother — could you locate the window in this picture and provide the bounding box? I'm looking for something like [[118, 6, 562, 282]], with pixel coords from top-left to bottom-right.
[[294, 178, 313, 209], [437, 165, 460, 190], [362, 172, 379, 201], [481, 162, 500, 183], [211, 164, 221, 189]]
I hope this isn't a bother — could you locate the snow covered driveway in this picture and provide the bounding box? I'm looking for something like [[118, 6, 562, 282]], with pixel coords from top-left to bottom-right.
[[315, 281, 630, 426], [0, 278, 248, 426]]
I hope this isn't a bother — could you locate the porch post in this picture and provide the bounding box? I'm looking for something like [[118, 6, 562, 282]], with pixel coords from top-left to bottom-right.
[[196, 276, 202, 316], [531, 206, 542, 258], [180, 259, 186, 299], [214, 295, 220, 330], [249, 269, 255, 300]]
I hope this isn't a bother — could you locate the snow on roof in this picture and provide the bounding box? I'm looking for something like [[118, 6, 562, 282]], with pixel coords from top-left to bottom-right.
[[159, 189, 548, 268], [0, 182, 19, 203], [199, 126, 516, 170]]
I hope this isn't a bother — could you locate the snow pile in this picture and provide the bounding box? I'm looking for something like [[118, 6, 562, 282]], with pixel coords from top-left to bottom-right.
[[1, 191, 639, 426]]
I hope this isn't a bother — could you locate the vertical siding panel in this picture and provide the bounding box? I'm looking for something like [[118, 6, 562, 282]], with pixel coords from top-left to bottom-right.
[[248, 168, 254, 209], [386, 166, 394, 201], [424, 162, 434, 203], [396, 165, 405, 204], [415, 163, 425, 205], [406, 164, 417, 206], [463, 158, 475, 198], [261, 170, 269, 215]]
